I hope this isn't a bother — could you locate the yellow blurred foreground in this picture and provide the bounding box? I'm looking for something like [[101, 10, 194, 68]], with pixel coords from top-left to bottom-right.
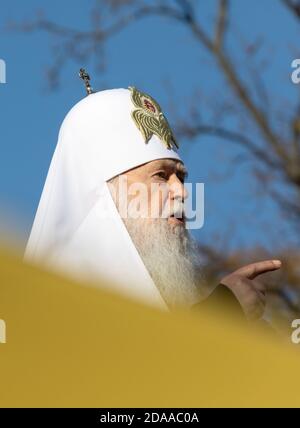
[[0, 245, 299, 407]]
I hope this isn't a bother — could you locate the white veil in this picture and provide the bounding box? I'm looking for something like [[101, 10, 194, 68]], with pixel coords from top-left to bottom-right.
[[24, 88, 182, 310]]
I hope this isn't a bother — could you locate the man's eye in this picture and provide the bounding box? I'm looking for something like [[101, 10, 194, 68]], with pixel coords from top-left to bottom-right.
[[154, 172, 167, 180]]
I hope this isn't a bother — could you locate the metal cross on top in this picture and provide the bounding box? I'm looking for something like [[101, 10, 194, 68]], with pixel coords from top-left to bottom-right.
[[79, 68, 94, 96]]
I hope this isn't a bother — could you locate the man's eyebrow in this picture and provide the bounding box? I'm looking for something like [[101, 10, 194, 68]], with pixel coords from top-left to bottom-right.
[[149, 160, 175, 171], [149, 160, 188, 177]]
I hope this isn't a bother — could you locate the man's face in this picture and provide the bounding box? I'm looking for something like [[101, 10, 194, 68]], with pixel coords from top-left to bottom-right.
[[107, 158, 206, 308], [108, 158, 188, 228]]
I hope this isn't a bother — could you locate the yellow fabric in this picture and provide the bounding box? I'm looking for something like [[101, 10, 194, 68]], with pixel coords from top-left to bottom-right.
[[0, 245, 299, 407]]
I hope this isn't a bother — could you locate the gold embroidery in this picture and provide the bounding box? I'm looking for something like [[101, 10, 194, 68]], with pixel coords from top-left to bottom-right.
[[128, 86, 179, 150]]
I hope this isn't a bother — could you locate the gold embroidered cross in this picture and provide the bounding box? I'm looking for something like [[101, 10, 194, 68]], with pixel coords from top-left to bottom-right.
[[129, 86, 179, 150]]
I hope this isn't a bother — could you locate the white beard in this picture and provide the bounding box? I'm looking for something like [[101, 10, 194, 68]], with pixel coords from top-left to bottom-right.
[[122, 217, 207, 309]]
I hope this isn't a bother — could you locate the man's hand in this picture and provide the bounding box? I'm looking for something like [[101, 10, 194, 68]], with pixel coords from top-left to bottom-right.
[[220, 260, 282, 321]]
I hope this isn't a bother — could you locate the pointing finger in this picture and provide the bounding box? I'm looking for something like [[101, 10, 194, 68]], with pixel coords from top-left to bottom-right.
[[233, 260, 282, 280]]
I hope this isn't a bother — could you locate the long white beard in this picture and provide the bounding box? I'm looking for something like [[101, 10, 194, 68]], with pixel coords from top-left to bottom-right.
[[122, 217, 206, 309]]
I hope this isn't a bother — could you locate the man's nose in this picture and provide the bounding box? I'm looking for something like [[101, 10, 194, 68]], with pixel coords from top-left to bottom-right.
[[169, 175, 189, 201]]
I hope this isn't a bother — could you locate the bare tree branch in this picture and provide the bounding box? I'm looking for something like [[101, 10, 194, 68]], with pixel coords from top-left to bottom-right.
[[24, 2, 287, 164], [176, 123, 283, 170], [215, 0, 229, 51], [281, 0, 300, 18]]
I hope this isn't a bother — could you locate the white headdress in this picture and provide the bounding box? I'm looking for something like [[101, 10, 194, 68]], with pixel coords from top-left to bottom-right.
[[24, 85, 182, 310]]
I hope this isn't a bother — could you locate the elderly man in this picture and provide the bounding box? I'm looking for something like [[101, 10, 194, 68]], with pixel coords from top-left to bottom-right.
[[24, 83, 281, 321]]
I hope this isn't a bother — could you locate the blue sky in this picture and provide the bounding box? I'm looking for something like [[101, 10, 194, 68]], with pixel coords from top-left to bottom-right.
[[0, 0, 299, 253]]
